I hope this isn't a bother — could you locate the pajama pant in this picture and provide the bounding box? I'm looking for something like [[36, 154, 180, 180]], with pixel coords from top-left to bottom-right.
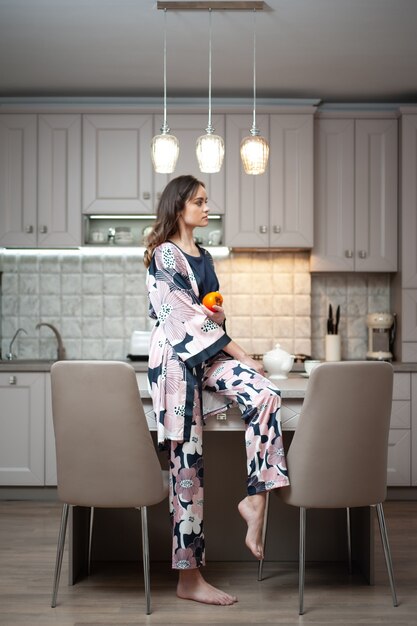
[[169, 354, 290, 570]]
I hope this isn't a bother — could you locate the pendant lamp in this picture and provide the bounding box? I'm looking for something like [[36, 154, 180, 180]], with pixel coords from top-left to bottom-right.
[[240, 9, 269, 175], [196, 9, 225, 174], [151, 9, 179, 174]]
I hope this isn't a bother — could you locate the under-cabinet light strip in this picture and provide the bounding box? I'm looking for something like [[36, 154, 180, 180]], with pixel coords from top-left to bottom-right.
[[88, 214, 221, 220], [0, 246, 230, 258]]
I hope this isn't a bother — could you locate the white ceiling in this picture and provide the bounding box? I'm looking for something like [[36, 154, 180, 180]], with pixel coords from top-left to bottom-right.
[[0, 0, 416, 104]]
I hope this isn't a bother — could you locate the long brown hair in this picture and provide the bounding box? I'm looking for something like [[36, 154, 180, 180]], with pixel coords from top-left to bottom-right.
[[143, 175, 205, 268]]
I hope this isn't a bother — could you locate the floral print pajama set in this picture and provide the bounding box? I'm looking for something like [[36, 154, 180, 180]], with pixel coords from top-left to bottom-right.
[[147, 242, 289, 570]]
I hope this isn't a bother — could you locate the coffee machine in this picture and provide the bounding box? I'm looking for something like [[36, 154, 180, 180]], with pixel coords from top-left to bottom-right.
[[366, 312, 396, 361]]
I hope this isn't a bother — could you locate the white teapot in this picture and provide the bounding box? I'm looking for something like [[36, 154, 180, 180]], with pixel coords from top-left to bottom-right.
[[263, 343, 294, 380]]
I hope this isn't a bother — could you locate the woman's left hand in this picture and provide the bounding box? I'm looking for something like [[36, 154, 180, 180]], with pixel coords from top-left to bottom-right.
[[202, 304, 226, 326]]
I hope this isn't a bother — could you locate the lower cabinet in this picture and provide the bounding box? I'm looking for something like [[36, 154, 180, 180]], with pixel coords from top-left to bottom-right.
[[387, 373, 411, 486], [0, 372, 45, 486]]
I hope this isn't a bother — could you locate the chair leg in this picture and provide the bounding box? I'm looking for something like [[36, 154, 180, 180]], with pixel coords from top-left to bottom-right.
[[375, 503, 398, 607], [299, 507, 306, 615], [140, 506, 151, 615], [257, 491, 270, 581], [88, 506, 94, 576], [51, 503, 70, 608], [346, 507, 352, 574]]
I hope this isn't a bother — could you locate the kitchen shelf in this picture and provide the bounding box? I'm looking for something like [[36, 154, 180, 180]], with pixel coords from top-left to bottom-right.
[[83, 214, 223, 247]]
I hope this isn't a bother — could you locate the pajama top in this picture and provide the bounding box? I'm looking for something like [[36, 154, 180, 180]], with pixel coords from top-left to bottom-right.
[[146, 241, 232, 444]]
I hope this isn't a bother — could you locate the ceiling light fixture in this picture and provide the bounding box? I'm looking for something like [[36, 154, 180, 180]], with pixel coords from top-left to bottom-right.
[[196, 8, 224, 173], [151, 8, 180, 174], [240, 8, 269, 175]]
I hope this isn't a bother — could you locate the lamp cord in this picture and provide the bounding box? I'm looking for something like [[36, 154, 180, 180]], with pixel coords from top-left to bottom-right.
[[252, 8, 258, 134], [207, 8, 214, 134], [162, 8, 169, 133]]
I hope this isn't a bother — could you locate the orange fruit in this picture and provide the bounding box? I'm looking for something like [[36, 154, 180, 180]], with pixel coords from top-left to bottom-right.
[[202, 291, 223, 311]]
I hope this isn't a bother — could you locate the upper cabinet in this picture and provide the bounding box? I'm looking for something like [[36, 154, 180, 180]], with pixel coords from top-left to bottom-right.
[[225, 113, 314, 248], [154, 114, 225, 214], [0, 115, 37, 247], [311, 116, 398, 272], [82, 114, 153, 214], [0, 114, 81, 248], [38, 114, 82, 246], [402, 114, 417, 288]]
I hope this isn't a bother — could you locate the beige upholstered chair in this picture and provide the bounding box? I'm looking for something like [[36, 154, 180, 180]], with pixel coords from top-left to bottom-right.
[[259, 361, 398, 615], [50, 360, 168, 615]]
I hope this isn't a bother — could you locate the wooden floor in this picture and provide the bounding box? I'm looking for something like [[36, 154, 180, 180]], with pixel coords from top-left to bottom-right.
[[1, 500, 417, 625]]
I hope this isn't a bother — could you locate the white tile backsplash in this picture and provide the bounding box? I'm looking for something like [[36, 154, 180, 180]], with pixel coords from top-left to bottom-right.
[[0, 250, 391, 361]]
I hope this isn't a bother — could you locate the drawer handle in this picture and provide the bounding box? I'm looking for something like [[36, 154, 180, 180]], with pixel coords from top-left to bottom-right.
[[216, 413, 227, 421], [273, 225, 281, 234], [9, 376, 17, 385], [358, 250, 367, 259], [39, 225, 48, 234], [25, 225, 34, 234], [259, 225, 268, 234], [345, 249, 353, 258]]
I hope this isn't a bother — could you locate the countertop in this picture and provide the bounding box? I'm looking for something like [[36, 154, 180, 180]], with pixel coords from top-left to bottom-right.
[[1, 358, 416, 374], [2, 359, 416, 403]]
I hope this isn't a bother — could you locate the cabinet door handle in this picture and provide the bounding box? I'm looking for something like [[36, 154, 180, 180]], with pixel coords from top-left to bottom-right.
[[39, 225, 48, 234], [9, 376, 17, 385], [259, 225, 268, 234], [345, 250, 353, 258], [358, 250, 367, 259], [273, 225, 281, 234], [25, 225, 34, 234], [143, 191, 151, 200]]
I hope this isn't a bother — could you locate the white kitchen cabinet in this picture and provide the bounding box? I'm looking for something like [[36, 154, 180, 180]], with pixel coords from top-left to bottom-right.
[[154, 114, 225, 215], [311, 117, 398, 272], [269, 114, 314, 247], [0, 114, 82, 248], [225, 114, 313, 248], [401, 115, 417, 288], [0, 372, 45, 486], [44, 374, 57, 485], [387, 372, 411, 487], [411, 374, 417, 486], [400, 114, 417, 362], [0, 114, 37, 247], [83, 114, 153, 214], [38, 114, 82, 247]]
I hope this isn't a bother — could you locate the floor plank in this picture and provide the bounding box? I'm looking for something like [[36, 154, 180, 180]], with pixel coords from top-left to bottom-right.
[[0, 500, 416, 625]]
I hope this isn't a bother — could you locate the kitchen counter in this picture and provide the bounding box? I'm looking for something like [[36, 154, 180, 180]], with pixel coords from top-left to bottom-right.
[[2, 358, 416, 374]]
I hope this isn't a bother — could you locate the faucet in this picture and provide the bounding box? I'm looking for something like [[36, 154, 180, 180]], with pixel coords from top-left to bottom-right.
[[6, 328, 28, 360], [36, 322, 67, 360]]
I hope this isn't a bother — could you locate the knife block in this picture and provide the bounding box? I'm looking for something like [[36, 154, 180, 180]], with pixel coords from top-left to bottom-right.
[[325, 334, 341, 361]]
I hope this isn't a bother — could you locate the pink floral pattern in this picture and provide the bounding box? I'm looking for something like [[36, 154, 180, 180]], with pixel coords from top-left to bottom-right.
[[147, 242, 231, 444]]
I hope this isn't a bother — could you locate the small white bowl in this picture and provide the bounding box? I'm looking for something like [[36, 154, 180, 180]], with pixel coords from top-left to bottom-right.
[[304, 360, 322, 376]]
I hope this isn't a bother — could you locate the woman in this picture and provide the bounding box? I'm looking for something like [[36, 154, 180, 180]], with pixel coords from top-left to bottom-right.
[[144, 175, 289, 606]]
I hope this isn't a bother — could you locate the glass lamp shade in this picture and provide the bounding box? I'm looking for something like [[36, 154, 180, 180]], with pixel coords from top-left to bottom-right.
[[151, 133, 180, 174], [196, 133, 225, 174], [240, 134, 270, 175]]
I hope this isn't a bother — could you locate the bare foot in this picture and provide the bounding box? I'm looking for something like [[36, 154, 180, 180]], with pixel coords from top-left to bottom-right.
[[177, 569, 237, 605], [238, 493, 266, 560]]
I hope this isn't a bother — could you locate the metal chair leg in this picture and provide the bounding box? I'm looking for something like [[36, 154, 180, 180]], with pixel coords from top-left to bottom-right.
[[88, 506, 94, 576], [376, 503, 398, 607], [299, 507, 306, 615], [140, 506, 151, 615], [51, 503, 70, 608], [257, 491, 270, 581], [346, 507, 352, 574]]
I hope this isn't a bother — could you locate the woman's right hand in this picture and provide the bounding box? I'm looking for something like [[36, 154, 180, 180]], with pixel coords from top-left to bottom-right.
[[239, 354, 265, 376], [202, 304, 226, 326]]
